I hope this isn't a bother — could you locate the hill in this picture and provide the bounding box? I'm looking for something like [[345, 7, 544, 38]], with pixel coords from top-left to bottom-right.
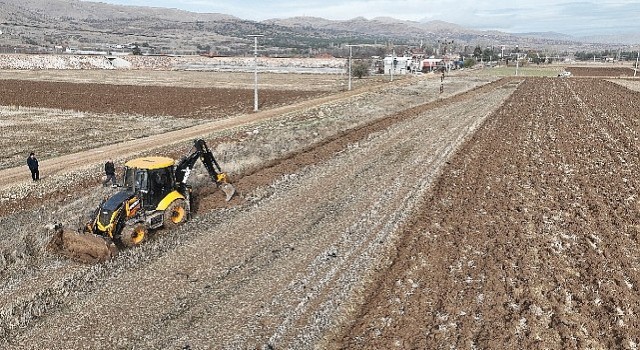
[[0, 0, 631, 55]]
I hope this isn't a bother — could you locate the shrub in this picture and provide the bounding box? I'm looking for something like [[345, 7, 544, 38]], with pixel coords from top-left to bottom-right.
[[463, 58, 476, 68], [351, 60, 370, 79]]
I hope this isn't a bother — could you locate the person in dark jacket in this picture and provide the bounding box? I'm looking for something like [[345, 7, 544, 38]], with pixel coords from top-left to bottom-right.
[[103, 160, 117, 187], [27, 152, 39, 181]]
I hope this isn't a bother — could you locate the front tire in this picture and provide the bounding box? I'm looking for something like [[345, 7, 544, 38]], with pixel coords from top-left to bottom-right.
[[120, 223, 148, 247], [164, 199, 187, 229]]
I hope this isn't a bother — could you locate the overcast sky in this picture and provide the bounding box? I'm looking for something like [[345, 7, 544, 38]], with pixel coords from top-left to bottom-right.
[[88, 0, 639, 36]]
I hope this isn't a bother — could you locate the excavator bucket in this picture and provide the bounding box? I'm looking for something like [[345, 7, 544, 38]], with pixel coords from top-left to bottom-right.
[[46, 223, 117, 263], [215, 172, 236, 201], [220, 182, 236, 202]]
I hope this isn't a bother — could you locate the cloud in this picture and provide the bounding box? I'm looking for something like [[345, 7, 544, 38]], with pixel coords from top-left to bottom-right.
[[429, 1, 639, 35]]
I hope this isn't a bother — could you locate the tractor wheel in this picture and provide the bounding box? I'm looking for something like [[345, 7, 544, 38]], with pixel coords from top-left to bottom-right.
[[120, 223, 148, 247], [164, 199, 187, 229]]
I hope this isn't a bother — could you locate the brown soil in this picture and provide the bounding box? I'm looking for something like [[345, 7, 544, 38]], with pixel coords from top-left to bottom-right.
[[7, 71, 639, 348], [52, 78, 510, 264], [337, 78, 640, 349], [0, 79, 323, 118], [0, 71, 515, 348], [566, 66, 637, 77], [47, 227, 117, 264]]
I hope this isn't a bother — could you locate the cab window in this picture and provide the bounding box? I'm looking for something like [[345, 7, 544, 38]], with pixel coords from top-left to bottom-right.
[[124, 167, 148, 192]]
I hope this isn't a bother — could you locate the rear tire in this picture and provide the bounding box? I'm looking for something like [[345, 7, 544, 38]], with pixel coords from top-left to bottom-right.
[[164, 199, 187, 229], [120, 223, 148, 247]]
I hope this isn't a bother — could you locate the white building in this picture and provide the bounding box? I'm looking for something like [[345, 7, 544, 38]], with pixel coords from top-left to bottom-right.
[[383, 56, 414, 75]]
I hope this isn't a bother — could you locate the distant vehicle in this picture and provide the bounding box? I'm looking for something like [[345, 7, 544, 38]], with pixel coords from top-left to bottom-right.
[[558, 71, 572, 77]]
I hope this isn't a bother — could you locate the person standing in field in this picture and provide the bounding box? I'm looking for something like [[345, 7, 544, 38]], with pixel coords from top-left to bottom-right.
[[103, 159, 117, 187], [27, 152, 39, 181]]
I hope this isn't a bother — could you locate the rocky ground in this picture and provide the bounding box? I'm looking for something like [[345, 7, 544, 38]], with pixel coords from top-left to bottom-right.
[[1, 64, 640, 349]]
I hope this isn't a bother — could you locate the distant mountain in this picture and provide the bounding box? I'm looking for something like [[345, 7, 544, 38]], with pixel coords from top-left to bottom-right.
[[263, 16, 586, 49], [577, 33, 640, 46], [0, 0, 633, 55], [514, 32, 575, 41], [514, 31, 640, 46], [0, 0, 238, 21]]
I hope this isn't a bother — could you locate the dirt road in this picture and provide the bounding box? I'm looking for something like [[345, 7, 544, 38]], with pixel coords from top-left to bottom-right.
[[0, 80, 379, 188], [1, 77, 516, 349]]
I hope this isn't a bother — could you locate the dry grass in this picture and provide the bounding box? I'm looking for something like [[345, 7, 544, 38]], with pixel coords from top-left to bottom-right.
[[0, 106, 198, 170], [472, 64, 563, 77], [611, 79, 640, 92], [0, 70, 386, 91]]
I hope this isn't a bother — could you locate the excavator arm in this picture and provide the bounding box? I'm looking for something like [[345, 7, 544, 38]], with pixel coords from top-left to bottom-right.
[[195, 138, 223, 180], [175, 139, 236, 201]]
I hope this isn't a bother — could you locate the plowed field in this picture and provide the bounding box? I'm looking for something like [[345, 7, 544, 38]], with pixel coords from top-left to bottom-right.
[[566, 66, 637, 77], [2, 71, 640, 349], [339, 78, 640, 349], [0, 79, 322, 118]]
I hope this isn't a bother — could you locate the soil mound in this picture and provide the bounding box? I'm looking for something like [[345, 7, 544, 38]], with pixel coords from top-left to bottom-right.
[[47, 224, 117, 263]]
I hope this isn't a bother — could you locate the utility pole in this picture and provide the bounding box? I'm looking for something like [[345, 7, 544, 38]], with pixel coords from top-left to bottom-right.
[[247, 34, 263, 112], [345, 44, 374, 91], [346, 45, 354, 91], [391, 49, 395, 82], [635, 51, 639, 77]]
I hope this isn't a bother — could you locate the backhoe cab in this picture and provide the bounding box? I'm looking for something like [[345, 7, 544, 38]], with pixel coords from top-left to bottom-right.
[[87, 156, 189, 247]]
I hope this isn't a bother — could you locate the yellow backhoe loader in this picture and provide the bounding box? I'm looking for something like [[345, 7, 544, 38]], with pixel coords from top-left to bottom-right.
[[49, 139, 235, 263]]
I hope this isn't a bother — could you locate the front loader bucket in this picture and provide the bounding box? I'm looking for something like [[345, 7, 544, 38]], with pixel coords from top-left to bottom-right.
[[220, 182, 236, 202], [47, 224, 117, 263]]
